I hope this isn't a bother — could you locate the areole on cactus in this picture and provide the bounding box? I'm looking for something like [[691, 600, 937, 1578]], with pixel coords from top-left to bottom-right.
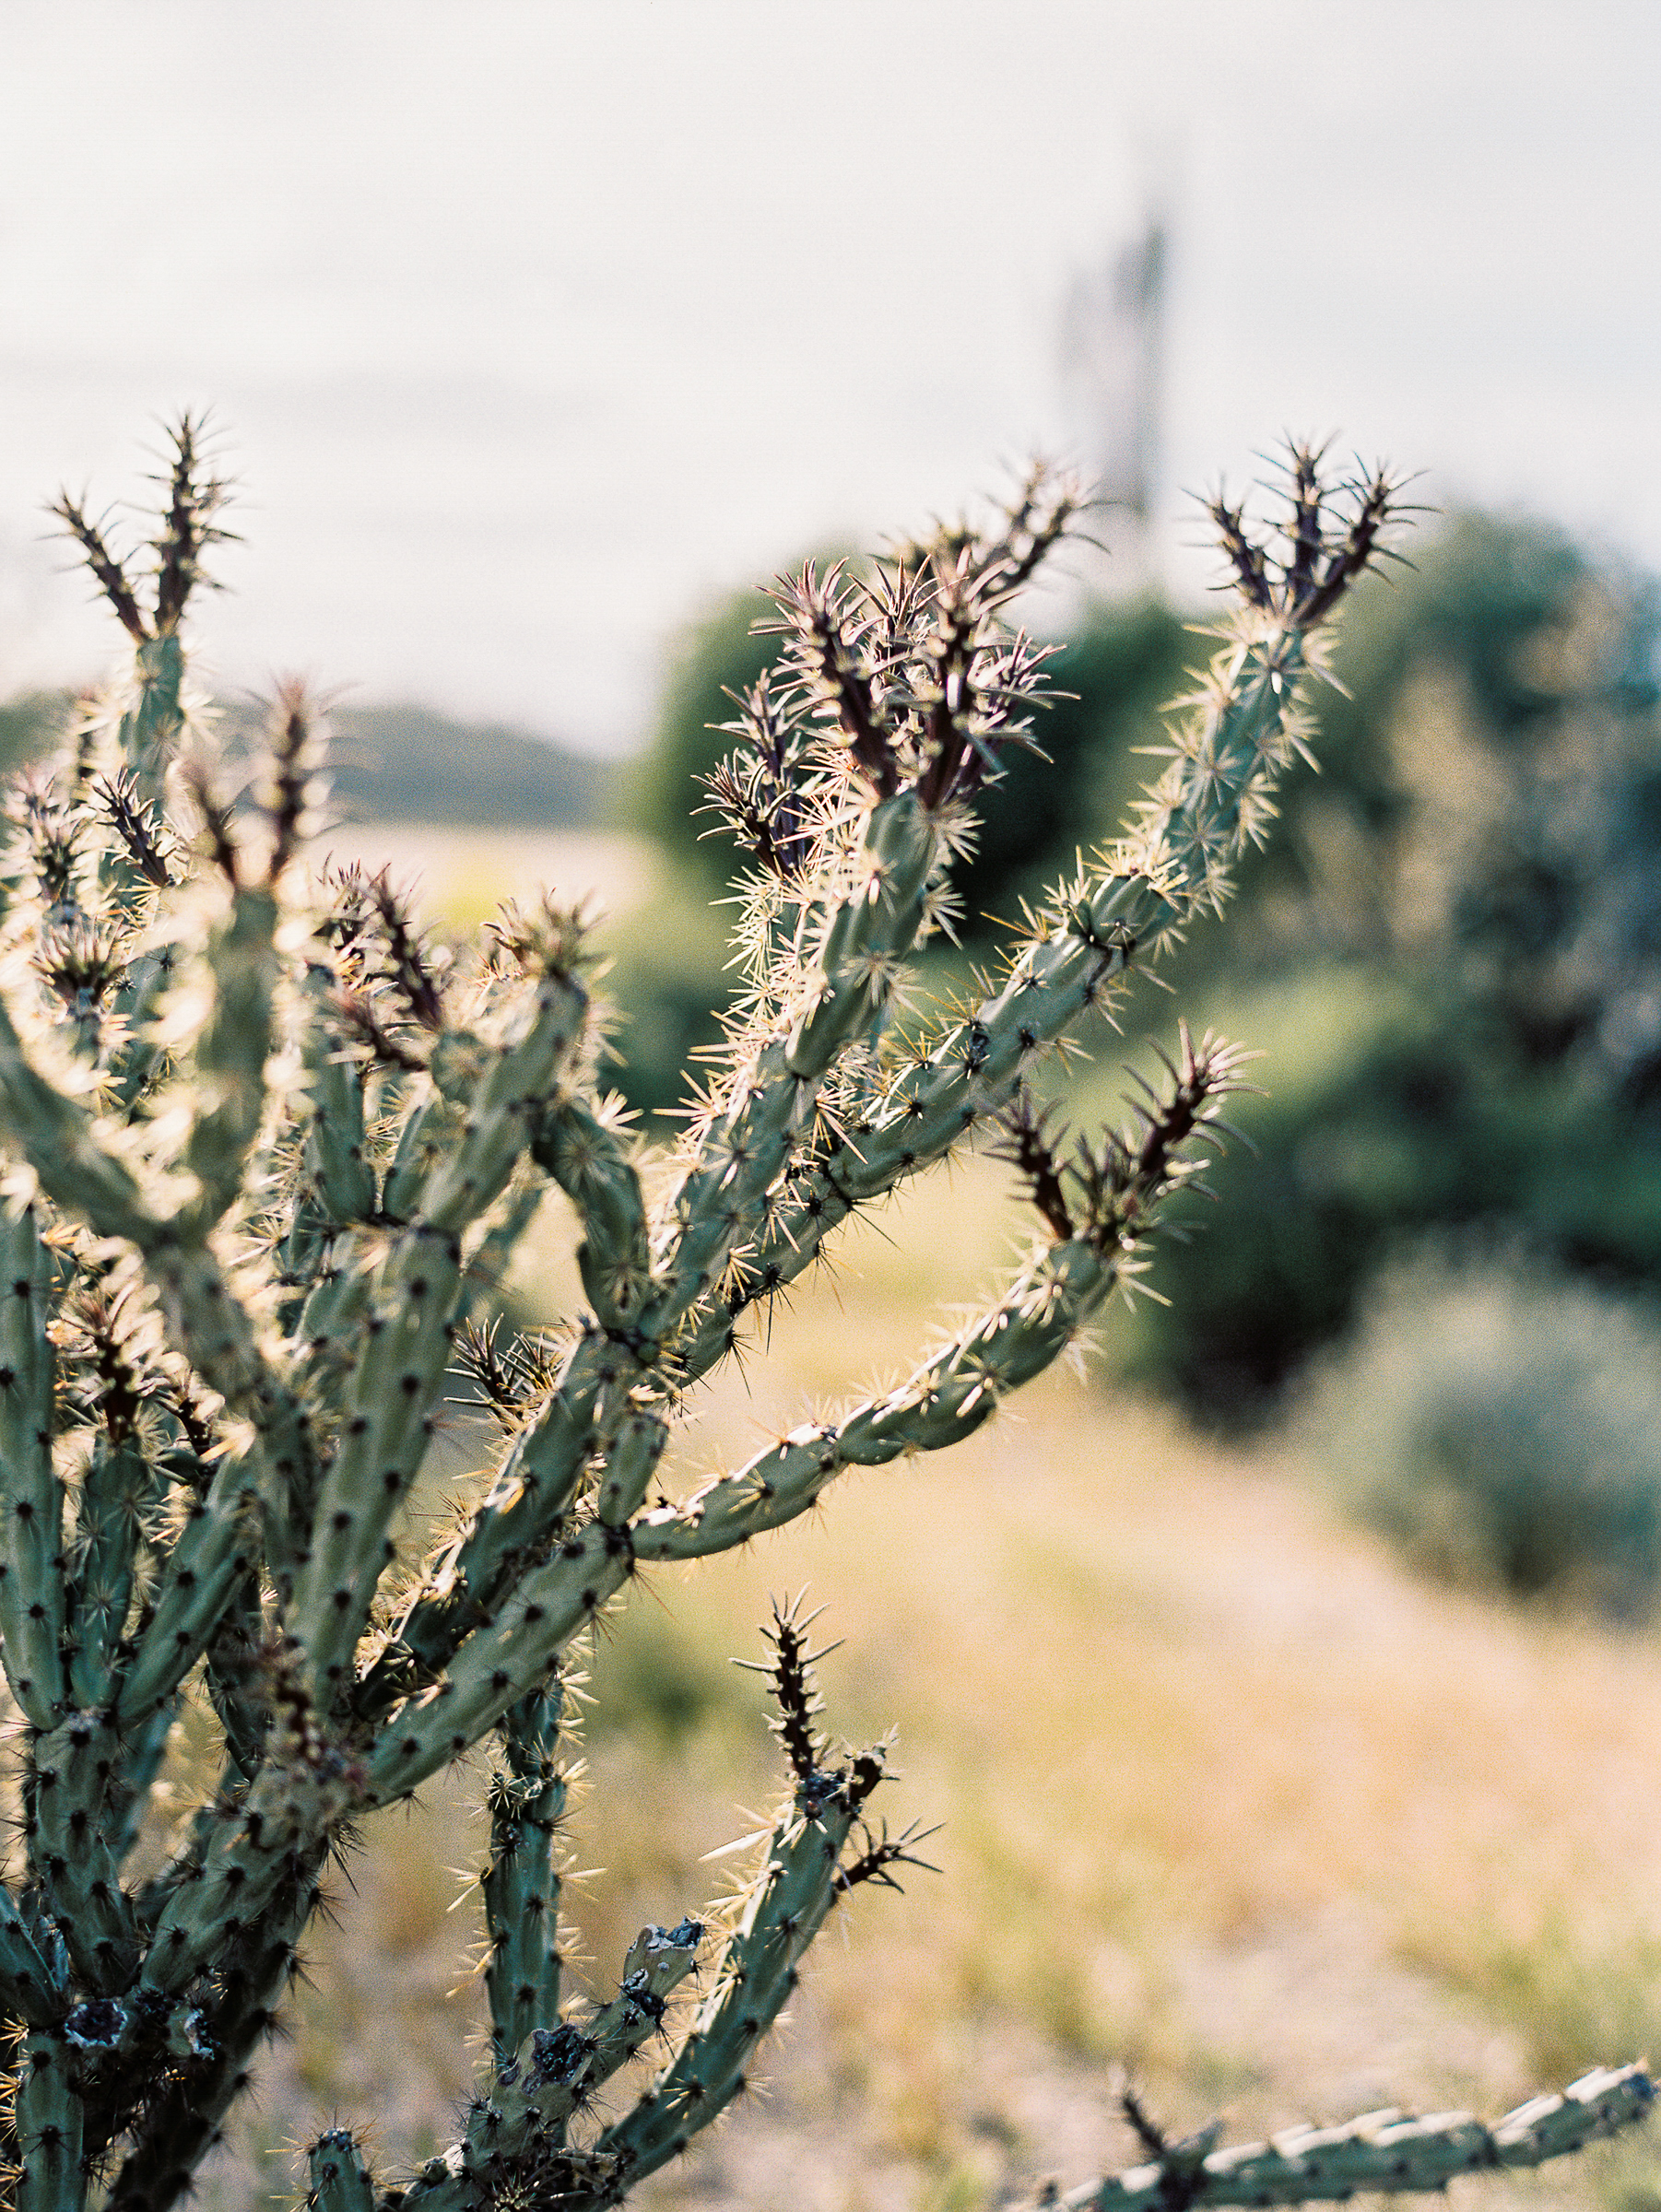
[[0, 423, 1645, 2209]]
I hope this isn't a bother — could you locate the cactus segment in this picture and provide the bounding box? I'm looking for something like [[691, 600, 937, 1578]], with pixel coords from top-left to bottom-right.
[[0, 997, 157, 1248], [122, 632, 186, 796], [641, 792, 940, 1341], [366, 1519, 629, 1802], [142, 1735, 334, 1995], [30, 1712, 139, 1990], [178, 885, 278, 1236], [113, 1460, 259, 1728], [417, 973, 584, 1232], [107, 1698, 180, 1865], [484, 1681, 570, 2065], [1026, 2065, 1655, 2212], [104, 1862, 321, 2211], [395, 1916, 706, 2212], [300, 971, 377, 1226], [0, 1197, 66, 1727], [289, 1226, 464, 1694], [532, 1094, 650, 1330], [13, 2030, 85, 2212], [356, 1339, 608, 1710], [640, 1240, 1110, 1563], [66, 1437, 155, 1708], [0, 1878, 67, 2026], [140, 1241, 318, 1583], [307, 2130, 376, 2212], [596, 1791, 865, 2191]]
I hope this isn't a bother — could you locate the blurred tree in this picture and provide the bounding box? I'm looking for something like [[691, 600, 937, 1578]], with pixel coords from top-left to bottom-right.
[[0, 689, 65, 782], [1125, 512, 1661, 1419]]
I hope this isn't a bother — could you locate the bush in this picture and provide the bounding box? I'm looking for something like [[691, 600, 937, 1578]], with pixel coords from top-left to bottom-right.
[[1304, 1251, 1661, 1616]]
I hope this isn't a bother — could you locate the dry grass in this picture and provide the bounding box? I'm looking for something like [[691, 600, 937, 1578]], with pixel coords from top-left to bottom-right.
[[193, 1151, 1661, 2212]]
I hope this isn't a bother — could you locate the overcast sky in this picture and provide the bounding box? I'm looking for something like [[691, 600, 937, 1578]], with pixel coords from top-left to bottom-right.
[[2, 3, 1657, 751]]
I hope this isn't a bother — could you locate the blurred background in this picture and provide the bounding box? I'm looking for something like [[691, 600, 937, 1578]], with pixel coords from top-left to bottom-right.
[[8, 6, 1661, 2209]]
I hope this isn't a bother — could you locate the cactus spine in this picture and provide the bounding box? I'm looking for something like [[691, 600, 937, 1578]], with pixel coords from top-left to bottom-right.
[[0, 426, 1643, 2209]]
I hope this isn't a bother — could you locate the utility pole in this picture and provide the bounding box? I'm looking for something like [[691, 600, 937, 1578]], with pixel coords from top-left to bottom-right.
[[1059, 208, 1167, 595]]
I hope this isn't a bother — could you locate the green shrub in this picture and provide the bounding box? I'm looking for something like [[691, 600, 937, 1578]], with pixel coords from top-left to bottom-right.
[[1305, 1251, 1661, 1615]]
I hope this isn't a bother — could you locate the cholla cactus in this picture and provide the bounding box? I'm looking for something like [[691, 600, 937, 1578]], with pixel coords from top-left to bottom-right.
[[0, 426, 1646, 2211]]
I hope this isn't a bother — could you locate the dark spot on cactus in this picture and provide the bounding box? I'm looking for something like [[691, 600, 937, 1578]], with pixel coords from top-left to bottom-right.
[[348, 1416, 369, 1436], [13, 1498, 32, 1521], [401, 1736, 419, 1757], [26, 1600, 45, 1622], [1018, 1024, 1038, 1051], [383, 1470, 404, 1494], [11, 1279, 28, 1299], [409, 1277, 429, 1299], [331, 1510, 353, 1533], [400, 1372, 421, 1394]]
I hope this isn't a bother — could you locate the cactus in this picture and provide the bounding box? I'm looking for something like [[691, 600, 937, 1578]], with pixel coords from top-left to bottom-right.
[[0, 422, 1644, 2209]]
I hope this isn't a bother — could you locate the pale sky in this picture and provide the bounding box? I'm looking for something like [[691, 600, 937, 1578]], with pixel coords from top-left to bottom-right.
[[2, 3, 1657, 752]]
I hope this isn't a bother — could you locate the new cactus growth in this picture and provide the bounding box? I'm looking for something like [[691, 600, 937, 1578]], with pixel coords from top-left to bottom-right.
[[0, 424, 1646, 2208]]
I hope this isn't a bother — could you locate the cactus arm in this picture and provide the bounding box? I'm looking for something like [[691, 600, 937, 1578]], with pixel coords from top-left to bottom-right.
[[531, 1093, 652, 1333], [457, 1168, 542, 1318], [308, 2130, 377, 2212], [107, 1697, 181, 1865], [483, 1680, 570, 2065], [641, 1239, 1109, 1565], [174, 884, 280, 1239], [0, 999, 156, 1244], [139, 1242, 317, 1584], [1021, 2066, 1655, 2212], [12, 2029, 86, 2212], [417, 973, 586, 1231], [0, 1196, 67, 1730], [366, 1515, 630, 1802], [140, 1688, 345, 1997], [30, 1712, 139, 1991], [105, 941, 181, 1120], [0, 1878, 68, 2026], [112, 1462, 260, 1730], [288, 1225, 465, 1697], [300, 970, 377, 1227], [65, 1437, 155, 1709], [351, 1335, 610, 1714], [0, 998, 317, 1582], [594, 1792, 866, 2194], [640, 792, 940, 1341], [389, 1916, 706, 2212], [121, 633, 186, 797], [290, 974, 587, 1701]]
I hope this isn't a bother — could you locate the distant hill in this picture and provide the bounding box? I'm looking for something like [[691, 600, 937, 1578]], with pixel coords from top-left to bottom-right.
[[0, 691, 612, 828], [325, 703, 607, 827]]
